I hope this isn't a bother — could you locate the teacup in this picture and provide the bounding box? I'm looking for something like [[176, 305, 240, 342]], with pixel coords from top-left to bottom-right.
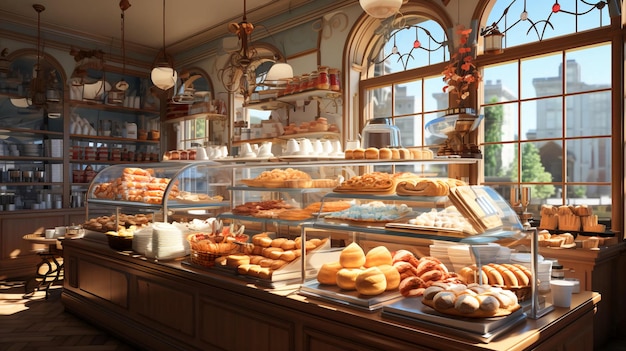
[[240, 143, 256, 158], [299, 139, 314, 155], [313, 140, 324, 155], [332, 140, 343, 156], [196, 147, 208, 160], [257, 142, 273, 157], [285, 139, 300, 155]]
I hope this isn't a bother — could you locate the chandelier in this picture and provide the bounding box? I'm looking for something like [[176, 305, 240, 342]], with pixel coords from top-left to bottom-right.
[[219, 0, 259, 100]]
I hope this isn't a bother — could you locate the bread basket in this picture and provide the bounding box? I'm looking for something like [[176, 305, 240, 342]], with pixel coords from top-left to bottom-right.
[[187, 232, 248, 267]]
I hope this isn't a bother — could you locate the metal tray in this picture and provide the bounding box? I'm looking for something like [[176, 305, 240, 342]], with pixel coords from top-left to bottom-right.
[[299, 280, 403, 312], [381, 297, 526, 343]]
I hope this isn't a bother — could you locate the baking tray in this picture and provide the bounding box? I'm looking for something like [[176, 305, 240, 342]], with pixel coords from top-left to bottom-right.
[[381, 298, 526, 343], [298, 280, 403, 312]]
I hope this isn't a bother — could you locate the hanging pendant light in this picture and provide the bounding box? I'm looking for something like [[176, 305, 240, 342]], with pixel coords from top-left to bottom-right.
[[30, 4, 48, 107], [359, 0, 403, 19], [151, 0, 177, 90]]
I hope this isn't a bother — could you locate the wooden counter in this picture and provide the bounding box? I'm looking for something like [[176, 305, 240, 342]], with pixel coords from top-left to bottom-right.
[[61, 235, 601, 351]]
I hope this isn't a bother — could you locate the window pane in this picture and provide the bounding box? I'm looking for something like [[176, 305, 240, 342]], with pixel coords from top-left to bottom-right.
[[522, 54, 562, 99], [484, 102, 518, 143], [396, 115, 422, 147], [367, 86, 392, 119], [395, 81, 421, 114], [425, 75, 445, 112], [424, 112, 444, 146], [566, 92, 611, 137], [532, 140, 563, 182], [566, 138, 611, 183], [565, 44, 611, 93], [527, 97, 563, 140], [483, 143, 516, 179], [483, 62, 519, 102]]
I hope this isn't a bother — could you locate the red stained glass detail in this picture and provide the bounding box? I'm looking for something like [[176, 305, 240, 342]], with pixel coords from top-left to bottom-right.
[[413, 40, 421, 48], [552, 3, 560, 12]]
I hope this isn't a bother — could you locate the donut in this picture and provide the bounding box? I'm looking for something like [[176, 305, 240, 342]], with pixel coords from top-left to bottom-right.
[[339, 242, 366, 268], [317, 261, 342, 285], [364, 246, 393, 267], [355, 267, 387, 296]]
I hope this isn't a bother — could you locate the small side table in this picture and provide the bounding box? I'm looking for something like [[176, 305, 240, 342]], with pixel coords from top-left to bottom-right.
[[22, 233, 64, 299]]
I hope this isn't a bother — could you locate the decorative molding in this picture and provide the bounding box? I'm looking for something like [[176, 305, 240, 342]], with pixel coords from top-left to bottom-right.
[[313, 12, 349, 39]]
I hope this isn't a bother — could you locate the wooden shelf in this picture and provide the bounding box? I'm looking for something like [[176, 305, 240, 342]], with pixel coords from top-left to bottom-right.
[[68, 100, 158, 114], [70, 134, 160, 144]]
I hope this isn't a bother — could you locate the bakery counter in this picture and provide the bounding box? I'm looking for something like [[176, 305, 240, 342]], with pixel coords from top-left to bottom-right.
[[61, 236, 600, 351]]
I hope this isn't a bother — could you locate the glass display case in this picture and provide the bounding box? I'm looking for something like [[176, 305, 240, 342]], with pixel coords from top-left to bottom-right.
[[85, 161, 231, 224]]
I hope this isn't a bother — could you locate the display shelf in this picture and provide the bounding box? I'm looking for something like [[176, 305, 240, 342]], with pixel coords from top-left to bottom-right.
[[0, 127, 63, 137], [218, 212, 309, 227], [68, 99, 159, 115], [163, 112, 227, 125], [69, 134, 160, 145], [245, 90, 341, 110], [0, 156, 63, 162]]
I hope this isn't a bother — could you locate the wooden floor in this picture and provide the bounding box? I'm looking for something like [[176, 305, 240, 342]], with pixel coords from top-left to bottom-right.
[[0, 280, 139, 351]]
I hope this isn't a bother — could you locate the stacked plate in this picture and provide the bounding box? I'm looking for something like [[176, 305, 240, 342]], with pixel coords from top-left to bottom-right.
[[132, 226, 153, 256], [22, 143, 42, 157], [447, 245, 475, 273], [151, 222, 186, 260], [429, 242, 455, 272]]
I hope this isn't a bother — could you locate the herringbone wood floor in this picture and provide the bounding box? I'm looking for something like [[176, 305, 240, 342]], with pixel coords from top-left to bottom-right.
[[0, 280, 139, 351]]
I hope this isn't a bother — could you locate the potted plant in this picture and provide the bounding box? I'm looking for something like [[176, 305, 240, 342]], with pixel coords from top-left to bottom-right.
[[441, 25, 482, 116]]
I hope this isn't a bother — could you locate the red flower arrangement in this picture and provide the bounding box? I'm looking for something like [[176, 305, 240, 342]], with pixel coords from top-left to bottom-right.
[[442, 26, 481, 107]]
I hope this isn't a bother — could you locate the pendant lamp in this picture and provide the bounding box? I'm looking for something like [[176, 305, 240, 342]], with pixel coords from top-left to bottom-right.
[[151, 0, 177, 90], [359, 0, 403, 19]]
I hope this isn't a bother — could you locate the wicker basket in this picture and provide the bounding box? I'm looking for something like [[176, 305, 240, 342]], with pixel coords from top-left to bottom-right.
[[187, 233, 243, 267]]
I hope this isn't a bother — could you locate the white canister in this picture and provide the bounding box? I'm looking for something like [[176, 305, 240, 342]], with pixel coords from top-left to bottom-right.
[[124, 122, 138, 139]]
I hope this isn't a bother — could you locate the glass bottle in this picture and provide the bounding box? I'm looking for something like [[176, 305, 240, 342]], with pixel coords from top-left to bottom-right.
[[317, 66, 330, 90], [299, 73, 310, 92], [329, 68, 341, 91]]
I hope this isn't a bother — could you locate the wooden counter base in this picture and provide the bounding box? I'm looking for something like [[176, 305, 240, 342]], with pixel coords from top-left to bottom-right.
[[61, 236, 600, 351]]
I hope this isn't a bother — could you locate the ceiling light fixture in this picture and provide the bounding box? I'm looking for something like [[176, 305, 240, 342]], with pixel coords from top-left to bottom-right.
[[151, 0, 177, 90], [359, 0, 403, 19], [29, 4, 49, 107], [219, 0, 259, 100]]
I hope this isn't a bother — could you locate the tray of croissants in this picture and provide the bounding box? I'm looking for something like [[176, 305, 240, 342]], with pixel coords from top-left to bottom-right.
[[300, 242, 527, 318]]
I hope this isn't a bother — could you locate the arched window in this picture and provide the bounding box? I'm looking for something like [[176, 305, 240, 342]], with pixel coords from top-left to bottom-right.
[[478, 0, 620, 226]]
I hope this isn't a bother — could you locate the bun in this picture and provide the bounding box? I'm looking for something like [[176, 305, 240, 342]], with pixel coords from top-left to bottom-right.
[[339, 242, 366, 268], [352, 148, 365, 159], [391, 148, 400, 160], [481, 264, 504, 286], [317, 261, 342, 285], [455, 294, 480, 314], [365, 147, 379, 159], [336, 268, 362, 290], [364, 246, 393, 267], [355, 267, 387, 295], [344, 149, 353, 159], [378, 264, 401, 290], [423, 283, 520, 317], [379, 148, 392, 159], [226, 255, 250, 267], [399, 148, 411, 159]]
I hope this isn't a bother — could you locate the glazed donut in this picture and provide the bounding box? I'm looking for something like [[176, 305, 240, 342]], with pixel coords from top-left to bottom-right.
[[399, 276, 427, 297]]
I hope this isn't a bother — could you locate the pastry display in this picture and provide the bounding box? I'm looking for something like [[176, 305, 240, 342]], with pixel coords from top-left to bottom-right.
[[395, 178, 466, 197], [344, 146, 434, 160], [393, 250, 461, 297], [241, 168, 311, 188], [421, 282, 521, 318], [304, 200, 352, 213], [316, 244, 402, 296], [83, 213, 153, 232], [231, 199, 294, 217], [457, 263, 532, 289], [402, 206, 477, 235], [221, 233, 329, 280], [92, 167, 179, 204], [324, 201, 412, 223], [334, 172, 419, 194]]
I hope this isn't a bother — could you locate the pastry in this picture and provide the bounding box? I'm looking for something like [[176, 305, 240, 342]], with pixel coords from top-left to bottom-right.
[[352, 148, 365, 159], [399, 148, 412, 159], [344, 149, 353, 159], [399, 276, 426, 297], [378, 264, 401, 290], [364, 147, 379, 159], [336, 268, 362, 290], [355, 267, 387, 296], [339, 242, 366, 268], [226, 254, 250, 267], [455, 294, 480, 314], [379, 147, 392, 159], [391, 148, 400, 159], [317, 261, 343, 285], [364, 246, 393, 267], [423, 283, 520, 317]]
